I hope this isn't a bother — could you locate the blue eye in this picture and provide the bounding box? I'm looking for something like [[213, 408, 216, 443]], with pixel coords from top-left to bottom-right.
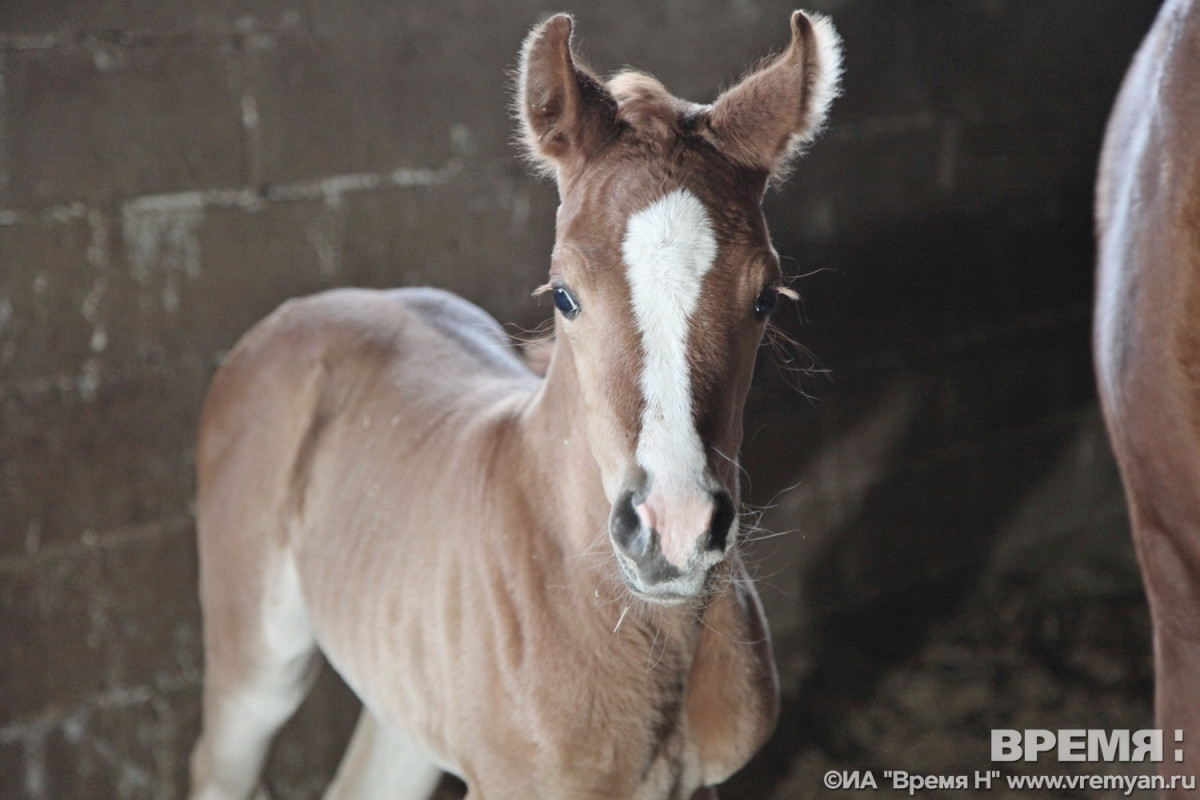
[[753, 287, 777, 320], [553, 286, 581, 320]]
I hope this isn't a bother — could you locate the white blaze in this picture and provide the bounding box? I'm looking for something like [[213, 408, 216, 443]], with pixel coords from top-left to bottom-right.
[[622, 189, 717, 563]]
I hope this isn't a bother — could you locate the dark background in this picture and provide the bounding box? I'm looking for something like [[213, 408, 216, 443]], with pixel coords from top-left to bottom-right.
[[0, 1, 1165, 797]]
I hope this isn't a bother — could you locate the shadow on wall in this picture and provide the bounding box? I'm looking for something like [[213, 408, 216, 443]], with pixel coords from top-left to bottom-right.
[[719, 206, 1152, 795]]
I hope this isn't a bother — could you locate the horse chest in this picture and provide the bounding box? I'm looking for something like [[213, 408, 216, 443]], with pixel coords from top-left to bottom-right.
[[452, 654, 709, 798], [423, 585, 772, 797]]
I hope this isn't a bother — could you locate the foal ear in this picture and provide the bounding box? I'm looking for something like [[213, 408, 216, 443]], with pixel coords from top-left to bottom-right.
[[708, 11, 843, 182], [517, 14, 618, 177]]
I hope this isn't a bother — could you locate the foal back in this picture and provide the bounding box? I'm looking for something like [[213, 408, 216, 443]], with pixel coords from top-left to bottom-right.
[[191, 288, 537, 799]]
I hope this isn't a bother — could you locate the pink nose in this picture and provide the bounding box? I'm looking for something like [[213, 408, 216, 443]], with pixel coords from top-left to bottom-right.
[[635, 489, 722, 568]]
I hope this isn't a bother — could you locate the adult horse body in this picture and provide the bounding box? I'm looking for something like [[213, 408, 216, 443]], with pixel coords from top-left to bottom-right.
[[189, 11, 841, 800], [1095, 0, 1200, 787]]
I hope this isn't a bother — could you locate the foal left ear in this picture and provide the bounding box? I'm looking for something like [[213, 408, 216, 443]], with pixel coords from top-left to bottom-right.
[[708, 11, 843, 182], [517, 14, 618, 177]]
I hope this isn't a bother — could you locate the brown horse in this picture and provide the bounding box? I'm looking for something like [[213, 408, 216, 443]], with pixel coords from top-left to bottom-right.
[[1095, 0, 1200, 791], [187, 10, 842, 800]]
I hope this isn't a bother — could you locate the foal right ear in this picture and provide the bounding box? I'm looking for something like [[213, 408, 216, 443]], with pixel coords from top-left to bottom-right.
[[517, 14, 618, 178]]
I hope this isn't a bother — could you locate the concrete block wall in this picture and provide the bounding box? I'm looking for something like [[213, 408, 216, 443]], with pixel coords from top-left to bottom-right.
[[0, 1, 1164, 797]]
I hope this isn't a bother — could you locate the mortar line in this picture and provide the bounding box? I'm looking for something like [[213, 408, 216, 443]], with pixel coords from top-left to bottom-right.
[[0, 160, 465, 227], [0, 668, 203, 742], [0, 513, 193, 574]]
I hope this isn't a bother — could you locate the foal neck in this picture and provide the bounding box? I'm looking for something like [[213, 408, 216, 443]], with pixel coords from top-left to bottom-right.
[[517, 335, 610, 547], [515, 334, 723, 633]]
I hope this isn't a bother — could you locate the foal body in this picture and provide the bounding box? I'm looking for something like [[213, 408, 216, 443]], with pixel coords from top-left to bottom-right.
[[194, 288, 773, 798], [190, 11, 841, 800], [1095, 0, 1200, 788]]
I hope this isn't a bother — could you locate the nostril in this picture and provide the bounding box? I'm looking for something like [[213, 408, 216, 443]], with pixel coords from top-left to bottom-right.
[[610, 490, 649, 558], [634, 501, 657, 532], [705, 491, 736, 552]]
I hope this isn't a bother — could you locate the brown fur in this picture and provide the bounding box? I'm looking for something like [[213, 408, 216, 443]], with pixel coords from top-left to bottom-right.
[[1095, 1, 1200, 794], [518, 12, 842, 187], [190, 11, 842, 800], [516, 15, 618, 178], [708, 11, 842, 182]]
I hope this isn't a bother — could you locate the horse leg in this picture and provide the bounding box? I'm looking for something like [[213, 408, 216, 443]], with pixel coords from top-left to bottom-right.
[[323, 709, 443, 800], [189, 548, 320, 800], [1130, 500, 1200, 786]]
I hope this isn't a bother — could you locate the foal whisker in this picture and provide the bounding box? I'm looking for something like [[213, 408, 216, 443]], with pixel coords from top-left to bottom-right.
[[711, 445, 750, 490], [750, 478, 806, 512], [745, 527, 803, 542], [500, 316, 556, 348], [691, 608, 771, 648], [612, 604, 631, 635]]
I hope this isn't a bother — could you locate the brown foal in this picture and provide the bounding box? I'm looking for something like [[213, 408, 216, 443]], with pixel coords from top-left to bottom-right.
[[189, 10, 842, 799]]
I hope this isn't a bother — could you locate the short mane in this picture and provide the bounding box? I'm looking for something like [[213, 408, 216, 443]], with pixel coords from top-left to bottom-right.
[[607, 71, 702, 142]]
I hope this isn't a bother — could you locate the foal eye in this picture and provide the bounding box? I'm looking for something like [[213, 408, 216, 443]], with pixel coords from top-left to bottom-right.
[[553, 286, 581, 320], [753, 287, 778, 321]]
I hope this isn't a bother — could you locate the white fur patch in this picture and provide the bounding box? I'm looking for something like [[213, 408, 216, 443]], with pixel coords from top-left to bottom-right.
[[623, 189, 717, 498], [797, 13, 844, 148]]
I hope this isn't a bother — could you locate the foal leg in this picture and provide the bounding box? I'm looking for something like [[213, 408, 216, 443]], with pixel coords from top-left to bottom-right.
[[189, 551, 321, 800], [323, 710, 442, 800]]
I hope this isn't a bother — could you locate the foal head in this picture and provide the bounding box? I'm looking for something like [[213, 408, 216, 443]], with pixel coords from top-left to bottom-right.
[[519, 11, 841, 603]]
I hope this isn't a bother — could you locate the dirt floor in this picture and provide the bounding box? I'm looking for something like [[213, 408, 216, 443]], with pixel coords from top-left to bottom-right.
[[726, 528, 1155, 798]]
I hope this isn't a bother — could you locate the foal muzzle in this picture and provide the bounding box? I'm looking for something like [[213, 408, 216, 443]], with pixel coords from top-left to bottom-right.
[[608, 481, 737, 601]]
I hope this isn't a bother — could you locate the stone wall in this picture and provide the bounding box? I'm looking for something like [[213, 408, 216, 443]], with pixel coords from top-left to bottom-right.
[[0, 1, 1164, 797]]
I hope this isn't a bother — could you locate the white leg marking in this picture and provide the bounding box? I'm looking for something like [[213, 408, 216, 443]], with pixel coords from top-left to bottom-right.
[[324, 712, 442, 800], [189, 553, 319, 800]]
